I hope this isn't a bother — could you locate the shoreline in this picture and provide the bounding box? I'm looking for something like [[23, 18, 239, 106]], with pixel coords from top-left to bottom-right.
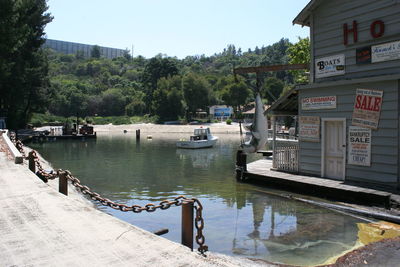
[[93, 122, 242, 134]]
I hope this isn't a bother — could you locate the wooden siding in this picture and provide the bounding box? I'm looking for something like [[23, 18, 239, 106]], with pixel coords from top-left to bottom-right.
[[298, 79, 399, 186], [311, 0, 400, 82]]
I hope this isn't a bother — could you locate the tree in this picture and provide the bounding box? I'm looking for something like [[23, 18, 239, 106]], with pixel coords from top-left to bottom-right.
[[0, 0, 53, 128], [221, 81, 252, 117], [91, 45, 101, 58], [262, 77, 285, 104], [288, 37, 310, 83], [152, 76, 184, 121], [142, 56, 179, 111], [182, 73, 211, 119]]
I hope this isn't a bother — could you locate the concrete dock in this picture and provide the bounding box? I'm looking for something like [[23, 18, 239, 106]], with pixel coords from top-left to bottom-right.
[[245, 158, 399, 209], [0, 150, 270, 266]]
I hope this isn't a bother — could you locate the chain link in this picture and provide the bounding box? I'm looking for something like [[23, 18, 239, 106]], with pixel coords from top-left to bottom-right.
[[10, 138, 208, 255]]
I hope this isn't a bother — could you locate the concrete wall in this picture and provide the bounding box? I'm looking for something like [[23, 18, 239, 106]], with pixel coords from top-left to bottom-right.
[[298, 79, 399, 186], [311, 0, 400, 83]]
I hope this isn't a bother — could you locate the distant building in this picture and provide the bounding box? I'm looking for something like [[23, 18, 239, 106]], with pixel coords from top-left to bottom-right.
[[209, 105, 233, 121], [43, 39, 126, 59]]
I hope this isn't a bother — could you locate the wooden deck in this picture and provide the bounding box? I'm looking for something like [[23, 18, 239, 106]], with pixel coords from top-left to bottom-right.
[[244, 158, 394, 208]]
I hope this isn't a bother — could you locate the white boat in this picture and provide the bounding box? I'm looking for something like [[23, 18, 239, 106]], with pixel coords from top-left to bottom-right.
[[176, 127, 218, 149]]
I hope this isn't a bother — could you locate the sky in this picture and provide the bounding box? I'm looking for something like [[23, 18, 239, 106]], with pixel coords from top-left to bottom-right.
[[45, 0, 310, 59]]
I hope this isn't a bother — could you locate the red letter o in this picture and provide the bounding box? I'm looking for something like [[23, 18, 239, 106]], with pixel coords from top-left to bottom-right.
[[370, 20, 385, 38]]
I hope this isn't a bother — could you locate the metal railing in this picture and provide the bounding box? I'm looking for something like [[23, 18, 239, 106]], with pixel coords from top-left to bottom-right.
[[11, 137, 208, 255], [273, 140, 299, 173]]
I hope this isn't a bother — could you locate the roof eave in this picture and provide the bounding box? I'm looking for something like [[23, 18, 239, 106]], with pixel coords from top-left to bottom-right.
[[292, 0, 323, 27]]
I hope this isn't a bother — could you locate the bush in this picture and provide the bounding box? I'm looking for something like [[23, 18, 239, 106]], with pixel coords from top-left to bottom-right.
[[226, 119, 232, 125]]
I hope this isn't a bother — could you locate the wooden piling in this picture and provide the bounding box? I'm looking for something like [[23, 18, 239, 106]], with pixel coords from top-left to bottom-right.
[[59, 171, 68, 196], [136, 129, 140, 140], [28, 151, 36, 173], [181, 201, 194, 250]]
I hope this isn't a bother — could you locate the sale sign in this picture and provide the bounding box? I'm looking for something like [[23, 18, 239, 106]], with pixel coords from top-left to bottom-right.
[[348, 126, 371, 166], [299, 116, 320, 142], [352, 89, 383, 129]]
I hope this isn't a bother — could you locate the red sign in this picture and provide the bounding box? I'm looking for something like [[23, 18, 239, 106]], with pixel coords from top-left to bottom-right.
[[352, 89, 383, 129]]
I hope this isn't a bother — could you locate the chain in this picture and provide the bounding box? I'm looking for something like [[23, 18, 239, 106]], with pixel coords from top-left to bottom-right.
[[11, 139, 208, 255], [65, 171, 208, 254]]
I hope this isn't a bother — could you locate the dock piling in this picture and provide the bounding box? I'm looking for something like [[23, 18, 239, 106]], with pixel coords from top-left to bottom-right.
[[136, 129, 140, 140], [59, 171, 68, 196], [181, 201, 194, 251], [28, 151, 36, 173]]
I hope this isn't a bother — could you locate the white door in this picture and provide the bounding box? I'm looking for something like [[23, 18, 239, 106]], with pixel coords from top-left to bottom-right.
[[323, 119, 346, 180]]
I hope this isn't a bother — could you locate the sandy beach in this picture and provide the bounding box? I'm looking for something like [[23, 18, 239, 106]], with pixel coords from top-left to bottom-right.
[[94, 122, 243, 134]]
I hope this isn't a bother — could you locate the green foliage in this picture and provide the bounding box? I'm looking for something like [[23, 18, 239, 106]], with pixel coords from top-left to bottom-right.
[[91, 45, 101, 58], [0, 0, 53, 128], [22, 37, 304, 125], [221, 79, 251, 116], [182, 73, 211, 118], [288, 37, 310, 83], [262, 77, 285, 104], [226, 119, 232, 125]]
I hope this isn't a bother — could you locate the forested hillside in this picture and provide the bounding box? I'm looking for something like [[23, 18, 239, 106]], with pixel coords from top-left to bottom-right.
[[40, 37, 309, 124]]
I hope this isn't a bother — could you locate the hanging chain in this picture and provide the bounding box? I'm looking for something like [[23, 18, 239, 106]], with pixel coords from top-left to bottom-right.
[[10, 137, 208, 255]]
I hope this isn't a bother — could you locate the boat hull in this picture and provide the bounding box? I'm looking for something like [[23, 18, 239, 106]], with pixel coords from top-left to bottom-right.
[[176, 138, 218, 149]]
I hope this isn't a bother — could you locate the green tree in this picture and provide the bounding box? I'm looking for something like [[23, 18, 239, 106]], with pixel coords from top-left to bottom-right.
[[182, 73, 211, 119], [152, 76, 184, 121], [288, 37, 310, 83], [91, 45, 101, 58], [0, 0, 53, 128], [221, 81, 252, 116], [262, 77, 285, 104], [142, 55, 179, 111]]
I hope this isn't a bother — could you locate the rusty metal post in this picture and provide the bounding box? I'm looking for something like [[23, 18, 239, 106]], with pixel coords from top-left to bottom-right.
[[59, 171, 68, 196], [28, 151, 36, 173], [181, 201, 194, 250]]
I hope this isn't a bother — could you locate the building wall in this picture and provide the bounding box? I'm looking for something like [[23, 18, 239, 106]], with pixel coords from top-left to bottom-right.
[[298, 79, 399, 186], [311, 0, 400, 83], [43, 39, 125, 59]]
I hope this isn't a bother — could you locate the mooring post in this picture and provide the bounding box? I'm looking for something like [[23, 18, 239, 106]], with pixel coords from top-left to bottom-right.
[[28, 151, 36, 173], [235, 149, 247, 180], [59, 171, 68, 196], [136, 129, 140, 140], [181, 200, 194, 251]]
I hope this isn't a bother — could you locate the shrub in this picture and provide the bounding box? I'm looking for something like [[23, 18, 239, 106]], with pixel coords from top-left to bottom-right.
[[226, 119, 232, 125]]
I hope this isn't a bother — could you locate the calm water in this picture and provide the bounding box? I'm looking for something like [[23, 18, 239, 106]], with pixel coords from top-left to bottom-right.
[[30, 133, 366, 266]]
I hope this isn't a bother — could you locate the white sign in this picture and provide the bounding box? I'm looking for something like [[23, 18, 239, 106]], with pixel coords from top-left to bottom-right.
[[302, 96, 337, 110], [348, 126, 371, 166], [299, 116, 320, 142], [372, 40, 400, 63], [352, 89, 383, 129], [315, 54, 345, 78]]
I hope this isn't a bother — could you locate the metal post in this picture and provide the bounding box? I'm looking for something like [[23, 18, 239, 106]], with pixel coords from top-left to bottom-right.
[[181, 201, 194, 250], [59, 171, 68, 196], [28, 151, 35, 173]]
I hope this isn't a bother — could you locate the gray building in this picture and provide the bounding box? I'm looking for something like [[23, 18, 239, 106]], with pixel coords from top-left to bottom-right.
[[44, 39, 126, 59], [270, 0, 400, 189]]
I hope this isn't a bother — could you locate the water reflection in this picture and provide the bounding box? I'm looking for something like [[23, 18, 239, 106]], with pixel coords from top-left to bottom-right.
[[176, 148, 216, 168], [30, 133, 365, 266]]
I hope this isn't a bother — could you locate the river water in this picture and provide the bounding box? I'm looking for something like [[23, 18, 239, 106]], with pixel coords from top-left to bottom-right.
[[30, 133, 367, 266]]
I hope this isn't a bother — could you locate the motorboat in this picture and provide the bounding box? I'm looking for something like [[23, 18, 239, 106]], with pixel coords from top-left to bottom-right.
[[176, 127, 218, 149]]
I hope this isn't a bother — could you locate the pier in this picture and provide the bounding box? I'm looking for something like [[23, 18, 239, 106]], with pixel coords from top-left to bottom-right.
[[242, 158, 400, 209]]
